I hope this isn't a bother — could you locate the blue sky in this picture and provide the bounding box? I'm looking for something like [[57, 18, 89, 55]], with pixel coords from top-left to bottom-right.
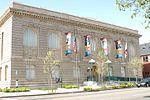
[[0, 0, 149, 44]]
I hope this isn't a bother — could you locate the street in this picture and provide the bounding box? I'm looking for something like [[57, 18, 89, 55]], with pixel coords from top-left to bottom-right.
[[1, 87, 150, 100]]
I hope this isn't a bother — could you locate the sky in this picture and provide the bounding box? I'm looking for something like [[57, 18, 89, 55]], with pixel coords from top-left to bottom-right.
[[0, 0, 149, 44]]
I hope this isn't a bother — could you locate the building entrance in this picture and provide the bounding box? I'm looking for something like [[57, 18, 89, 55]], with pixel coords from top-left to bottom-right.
[[87, 65, 98, 81]]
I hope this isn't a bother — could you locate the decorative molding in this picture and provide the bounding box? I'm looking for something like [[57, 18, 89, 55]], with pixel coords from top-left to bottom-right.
[[0, 4, 141, 38]]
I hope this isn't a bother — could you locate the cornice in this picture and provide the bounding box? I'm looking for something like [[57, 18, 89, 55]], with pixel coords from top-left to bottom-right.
[[0, 3, 141, 38], [0, 8, 12, 27]]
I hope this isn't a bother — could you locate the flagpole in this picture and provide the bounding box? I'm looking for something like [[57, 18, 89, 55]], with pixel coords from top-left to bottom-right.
[[74, 29, 79, 87], [75, 49, 79, 86]]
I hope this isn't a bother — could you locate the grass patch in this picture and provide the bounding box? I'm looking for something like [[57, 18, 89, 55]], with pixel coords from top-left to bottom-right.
[[38, 88, 57, 90]]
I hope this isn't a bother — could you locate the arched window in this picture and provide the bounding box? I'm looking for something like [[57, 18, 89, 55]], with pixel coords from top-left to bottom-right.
[[26, 65, 35, 80], [5, 65, 8, 81], [23, 29, 37, 47], [48, 32, 60, 49], [91, 39, 96, 52]]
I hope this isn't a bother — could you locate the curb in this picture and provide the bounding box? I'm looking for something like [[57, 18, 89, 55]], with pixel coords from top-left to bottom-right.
[[0, 90, 84, 98], [0, 87, 137, 98]]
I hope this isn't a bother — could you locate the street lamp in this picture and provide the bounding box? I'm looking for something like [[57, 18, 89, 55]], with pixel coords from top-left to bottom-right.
[[105, 60, 112, 82], [89, 59, 96, 64], [88, 59, 95, 81]]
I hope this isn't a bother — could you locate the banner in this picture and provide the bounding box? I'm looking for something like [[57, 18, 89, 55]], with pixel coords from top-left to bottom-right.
[[124, 42, 128, 58], [100, 38, 108, 56], [73, 36, 77, 53], [65, 32, 72, 55], [84, 35, 91, 56], [115, 40, 123, 58]]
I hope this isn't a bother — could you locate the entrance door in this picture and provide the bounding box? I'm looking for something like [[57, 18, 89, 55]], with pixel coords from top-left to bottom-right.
[[87, 66, 98, 81]]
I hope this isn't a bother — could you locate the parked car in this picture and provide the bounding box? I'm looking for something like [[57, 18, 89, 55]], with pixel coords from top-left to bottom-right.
[[137, 77, 150, 87]]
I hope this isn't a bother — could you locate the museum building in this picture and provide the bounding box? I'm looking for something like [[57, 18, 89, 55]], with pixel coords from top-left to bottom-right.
[[0, 2, 142, 88]]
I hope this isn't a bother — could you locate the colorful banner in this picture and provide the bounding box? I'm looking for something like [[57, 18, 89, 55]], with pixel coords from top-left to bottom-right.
[[100, 38, 108, 56], [65, 32, 72, 55], [73, 36, 77, 53], [124, 42, 128, 58], [115, 40, 123, 58], [84, 35, 91, 56]]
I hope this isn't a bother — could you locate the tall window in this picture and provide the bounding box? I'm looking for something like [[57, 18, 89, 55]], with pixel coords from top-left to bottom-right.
[[51, 65, 61, 81], [129, 43, 136, 59], [71, 35, 80, 52], [0, 67, 2, 81], [23, 29, 37, 47], [90, 39, 96, 52], [115, 40, 123, 58], [0, 32, 4, 60], [110, 67, 113, 76], [121, 67, 126, 77], [26, 65, 35, 80], [73, 66, 80, 78], [48, 32, 60, 49], [5, 65, 8, 81]]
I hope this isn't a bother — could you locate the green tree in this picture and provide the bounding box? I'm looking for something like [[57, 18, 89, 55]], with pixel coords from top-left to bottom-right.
[[43, 51, 60, 92], [128, 57, 144, 83], [116, 0, 150, 28], [96, 48, 108, 84]]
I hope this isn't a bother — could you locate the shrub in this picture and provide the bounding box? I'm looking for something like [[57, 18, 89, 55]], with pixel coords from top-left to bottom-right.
[[127, 83, 136, 87], [62, 84, 79, 89], [83, 87, 93, 91], [1, 87, 30, 93], [120, 84, 127, 88], [111, 85, 120, 89], [2, 88, 10, 92]]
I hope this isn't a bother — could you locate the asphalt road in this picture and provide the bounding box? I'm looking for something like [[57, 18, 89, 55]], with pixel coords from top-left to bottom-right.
[[1, 87, 150, 100]]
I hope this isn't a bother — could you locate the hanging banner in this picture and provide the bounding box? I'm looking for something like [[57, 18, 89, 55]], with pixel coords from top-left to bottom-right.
[[73, 36, 77, 53], [84, 35, 91, 56], [100, 38, 108, 56], [65, 32, 72, 55], [115, 40, 123, 58], [124, 42, 128, 58]]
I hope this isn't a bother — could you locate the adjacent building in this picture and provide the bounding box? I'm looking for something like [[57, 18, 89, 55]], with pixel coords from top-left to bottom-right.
[[0, 2, 142, 88], [140, 42, 150, 78]]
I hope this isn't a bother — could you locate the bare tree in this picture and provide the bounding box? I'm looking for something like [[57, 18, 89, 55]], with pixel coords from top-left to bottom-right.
[[128, 57, 144, 83], [43, 51, 60, 92], [96, 48, 108, 84]]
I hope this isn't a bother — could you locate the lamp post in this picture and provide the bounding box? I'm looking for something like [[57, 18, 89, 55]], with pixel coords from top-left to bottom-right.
[[88, 59, 95, 81], [105, 60, 112, 82]]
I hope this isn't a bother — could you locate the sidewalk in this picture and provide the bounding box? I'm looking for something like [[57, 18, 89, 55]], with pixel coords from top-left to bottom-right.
[[0, 88, 84, 98]]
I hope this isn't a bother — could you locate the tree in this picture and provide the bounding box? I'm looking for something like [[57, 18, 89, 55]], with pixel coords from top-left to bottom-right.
[[96, 48, 108, 84], [43, 51, 60, 92], [128, 57, 144, 83], [116, 0, 150, 28]]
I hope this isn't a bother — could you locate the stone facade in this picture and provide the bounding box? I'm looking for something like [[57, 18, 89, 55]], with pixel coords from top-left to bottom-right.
[[0, 2, 142, 88]]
